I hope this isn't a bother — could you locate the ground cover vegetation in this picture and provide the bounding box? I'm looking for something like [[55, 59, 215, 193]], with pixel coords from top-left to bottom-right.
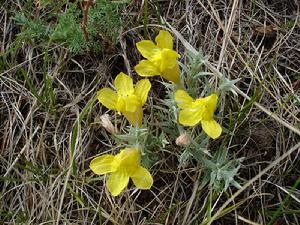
[[0, 0, 300, 224]]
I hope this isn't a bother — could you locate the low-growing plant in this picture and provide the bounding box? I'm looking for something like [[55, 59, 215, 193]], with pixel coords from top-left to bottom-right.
[[89, 30, 243, 196], [14, 0, 124, 53]]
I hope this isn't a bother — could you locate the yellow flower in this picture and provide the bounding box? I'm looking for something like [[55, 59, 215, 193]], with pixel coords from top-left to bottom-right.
[[90, 148, 153, 196], [134, 30, 181, 83], [97, 72, 151, 127], [175, 90, 222, 139]]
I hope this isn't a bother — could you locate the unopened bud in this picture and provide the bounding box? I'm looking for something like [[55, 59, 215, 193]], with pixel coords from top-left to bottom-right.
[[176, 134, 191, 147], [99, 114, 119, 135]]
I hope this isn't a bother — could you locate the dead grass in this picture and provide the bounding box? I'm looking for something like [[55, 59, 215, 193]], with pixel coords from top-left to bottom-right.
[[1, 0, 300, 224]]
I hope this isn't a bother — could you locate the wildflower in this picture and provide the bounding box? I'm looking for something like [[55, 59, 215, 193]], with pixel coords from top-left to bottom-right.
[[97, 72, 151, 127], [135, 30, 181, 83], [175, 90, 222, 139], [90, 148, 153, 196]]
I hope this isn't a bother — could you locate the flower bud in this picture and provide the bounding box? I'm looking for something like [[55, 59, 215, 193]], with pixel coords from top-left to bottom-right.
[[176, 134, 191, 147], [99, 114, 119, 135]]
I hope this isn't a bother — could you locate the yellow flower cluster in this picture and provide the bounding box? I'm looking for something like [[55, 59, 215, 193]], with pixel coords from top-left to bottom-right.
[[135, 30, 181, 83], [175, 90, 222, 139], [97, 72, 151, 127], [90, 148, 153, 196], [90, 30, 223, 196]]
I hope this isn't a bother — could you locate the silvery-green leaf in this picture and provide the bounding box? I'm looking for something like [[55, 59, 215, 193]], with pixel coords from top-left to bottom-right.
[[179, 149, 191, 164], [193, 72, 215, 78], [219, 77, 240, 95]]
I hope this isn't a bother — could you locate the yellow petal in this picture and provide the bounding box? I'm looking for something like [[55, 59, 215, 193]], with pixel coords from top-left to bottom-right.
[[116, 97, 126, 112], [161, 62, 180, 83], [135, 60, 161, 77], [159, 49, 180, 72], [175, 89, 194, 109], [97, 88, 118, 110], [131, 166, 153, 189], [117, 148, 140, 173], [122, 106, 143, 127], [136, 40, 160, 60], [201, 94, 218, 121], [201, 119, 222, 139], [89, 155, 118, 175], [178, 107, 203, 126], [126, 95, 140, 112], [107, 169, 129, 196], [114, 72, 134, 96], [155, 30, 173, 49], [135, 79, 151, 105]]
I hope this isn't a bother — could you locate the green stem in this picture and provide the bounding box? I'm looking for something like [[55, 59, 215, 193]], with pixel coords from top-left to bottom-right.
[[267, 175, 300, 225]]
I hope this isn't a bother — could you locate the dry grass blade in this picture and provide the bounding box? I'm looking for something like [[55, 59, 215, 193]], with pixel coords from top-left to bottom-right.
[[167, 23, 300, 136], [208, 142, 300, 225], [4, 126, 40, 177]]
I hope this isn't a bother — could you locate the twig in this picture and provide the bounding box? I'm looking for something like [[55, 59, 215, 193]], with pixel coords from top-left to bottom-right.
[[81, 0, 95, 41]]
